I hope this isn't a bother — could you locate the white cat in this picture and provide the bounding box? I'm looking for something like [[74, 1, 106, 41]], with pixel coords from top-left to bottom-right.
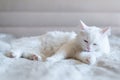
[[47, 21, 111, 64], [6, 21, 111, 64]]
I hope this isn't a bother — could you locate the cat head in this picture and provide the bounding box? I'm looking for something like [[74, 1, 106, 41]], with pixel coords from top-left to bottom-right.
[[76, 20, 111, 53]]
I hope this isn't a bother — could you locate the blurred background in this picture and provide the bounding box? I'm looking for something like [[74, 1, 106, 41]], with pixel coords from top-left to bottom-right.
[[0, 0, 120, 37]]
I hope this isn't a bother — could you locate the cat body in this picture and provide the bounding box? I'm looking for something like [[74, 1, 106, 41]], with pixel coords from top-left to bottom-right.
[[6, 21, 111, 64], [8, 31, 76, 60]]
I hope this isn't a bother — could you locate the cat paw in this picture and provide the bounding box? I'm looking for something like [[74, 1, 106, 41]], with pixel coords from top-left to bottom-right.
[[26, 54, 39, 61], [5, 52, 14, 58], [82, 57, 91, 64], [77, 52, 97, 65], [82, 56, 96, 65], [83, 57, 89, 63], [5, 51, 22, 58], [23, 54, 42, 61]]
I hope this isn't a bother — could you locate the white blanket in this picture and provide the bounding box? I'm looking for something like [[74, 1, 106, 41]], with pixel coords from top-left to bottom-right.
[[0, 34, 120, 80]]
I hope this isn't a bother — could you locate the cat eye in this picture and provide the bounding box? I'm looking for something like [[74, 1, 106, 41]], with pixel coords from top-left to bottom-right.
[[84, 40, 88, 43], [93, 43, 97, 45]]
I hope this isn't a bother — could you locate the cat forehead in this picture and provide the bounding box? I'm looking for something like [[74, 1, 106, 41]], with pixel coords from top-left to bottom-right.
[[85, 26, 101, 33], [87, 26, 101, 32], [82, 26, 102, 40]]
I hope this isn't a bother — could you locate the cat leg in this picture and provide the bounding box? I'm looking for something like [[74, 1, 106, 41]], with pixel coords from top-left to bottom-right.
[[75, 51, 97, 65], [5, 50, 42, 61], [46, 42, 73, 63]]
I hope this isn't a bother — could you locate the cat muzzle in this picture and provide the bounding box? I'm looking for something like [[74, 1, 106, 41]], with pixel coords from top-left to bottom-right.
[[84, 50, 91, 52]]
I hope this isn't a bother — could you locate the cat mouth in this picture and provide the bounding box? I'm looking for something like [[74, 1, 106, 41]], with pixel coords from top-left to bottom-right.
[[83, 50, 91, 52]]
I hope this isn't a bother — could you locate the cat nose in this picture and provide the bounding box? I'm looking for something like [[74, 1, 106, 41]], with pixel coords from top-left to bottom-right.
[[87, 47, 90, 52]]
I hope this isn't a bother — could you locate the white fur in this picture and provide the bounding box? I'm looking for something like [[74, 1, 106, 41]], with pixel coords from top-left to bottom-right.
[[8, 31, 76, 60], [6, 21, 111, 64]]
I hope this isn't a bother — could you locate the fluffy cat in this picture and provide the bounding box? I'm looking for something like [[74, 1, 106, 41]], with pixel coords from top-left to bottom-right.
[[6, 21, 111, 64], [47, 21, 111, 64]]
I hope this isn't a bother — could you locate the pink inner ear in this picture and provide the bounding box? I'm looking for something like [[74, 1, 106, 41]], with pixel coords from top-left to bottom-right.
[[81, 25, 87, 30], [102, 27, 109, 33], [80, 20, 88, 30], [101, 27, 111, 35], [102, 27, 108, 33]]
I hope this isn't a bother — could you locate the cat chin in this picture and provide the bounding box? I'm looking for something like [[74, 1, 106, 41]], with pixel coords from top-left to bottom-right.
[[83, 50, 90, 52], [83, 50, 95, 52]]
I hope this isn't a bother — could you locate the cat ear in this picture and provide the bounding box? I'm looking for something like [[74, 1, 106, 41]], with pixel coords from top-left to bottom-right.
[[80, 20, 88, 30], [101, 27, 111, 36]]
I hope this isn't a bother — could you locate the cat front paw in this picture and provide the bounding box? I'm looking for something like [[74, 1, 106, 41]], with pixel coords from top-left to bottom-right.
[[82, 57, 91, 64], [76, 52, 97, 65], [82, 56, 96, 65], [80, 56, 96, 65]]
